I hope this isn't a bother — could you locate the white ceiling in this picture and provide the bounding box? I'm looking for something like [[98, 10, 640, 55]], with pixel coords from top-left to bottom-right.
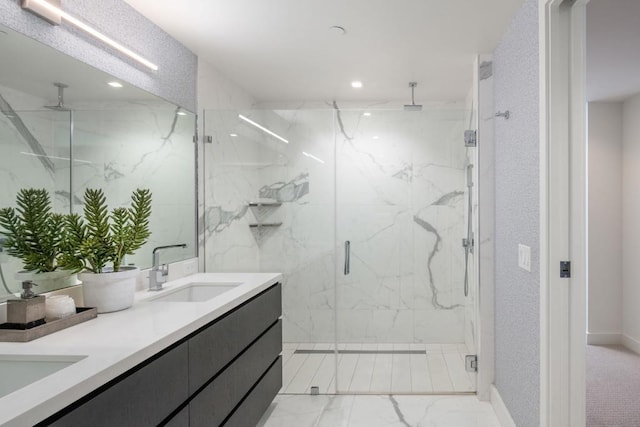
[[587, 0, 640, 102], [123, 0, 524, 103]]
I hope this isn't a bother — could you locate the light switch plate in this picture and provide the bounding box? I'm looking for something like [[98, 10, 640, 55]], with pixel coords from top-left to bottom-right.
[[518, 244, 531, 272]]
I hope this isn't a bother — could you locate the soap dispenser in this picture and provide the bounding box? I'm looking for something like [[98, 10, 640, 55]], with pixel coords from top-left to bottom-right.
[[6, 281, 46, 329]]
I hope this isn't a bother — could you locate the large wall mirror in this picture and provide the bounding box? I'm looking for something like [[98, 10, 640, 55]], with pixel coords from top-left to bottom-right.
[[0, 23, 196, 295]]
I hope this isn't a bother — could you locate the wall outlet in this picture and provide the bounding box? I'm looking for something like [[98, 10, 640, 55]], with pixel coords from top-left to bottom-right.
[[518, 244, 531, 272]]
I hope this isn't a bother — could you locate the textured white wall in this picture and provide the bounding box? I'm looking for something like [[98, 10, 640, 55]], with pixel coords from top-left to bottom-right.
[[588, 102, 623, 342], [493, 0, 540, 425], [198, 59, 256, 111], [623, 93, 640, 347]]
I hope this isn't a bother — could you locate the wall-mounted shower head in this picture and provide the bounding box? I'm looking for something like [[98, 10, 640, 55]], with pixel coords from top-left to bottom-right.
[[403, 82, 423, 111], [44, 82, 71, 111]]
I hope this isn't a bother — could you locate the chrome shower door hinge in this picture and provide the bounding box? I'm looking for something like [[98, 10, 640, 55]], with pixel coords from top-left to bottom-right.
[[464, 130, 477, 147], [462, 237, 474, 253], [465, 354, 478, 372]]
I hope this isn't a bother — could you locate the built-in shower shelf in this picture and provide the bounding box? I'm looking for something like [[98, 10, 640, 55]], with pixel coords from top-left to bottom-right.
[[248, 222, 282, 228], [248, 202, 282, 207]]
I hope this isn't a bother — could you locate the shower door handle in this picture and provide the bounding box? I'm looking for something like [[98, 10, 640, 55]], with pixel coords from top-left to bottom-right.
[[344, 241, 351, 275]]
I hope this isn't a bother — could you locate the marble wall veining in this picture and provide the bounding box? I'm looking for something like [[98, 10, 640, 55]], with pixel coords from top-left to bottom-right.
[[203, 105, 470, 344]]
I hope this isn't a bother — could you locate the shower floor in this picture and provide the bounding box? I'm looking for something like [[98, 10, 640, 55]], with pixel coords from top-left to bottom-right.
[[281, 343, 475, 395]]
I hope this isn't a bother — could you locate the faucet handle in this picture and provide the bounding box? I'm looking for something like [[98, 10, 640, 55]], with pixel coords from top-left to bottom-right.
[[160, 263, 169, 276]]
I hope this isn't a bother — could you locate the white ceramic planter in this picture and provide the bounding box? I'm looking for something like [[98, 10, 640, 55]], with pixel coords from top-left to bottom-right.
[[79, 267, 139, 313], [14, 269, 78, 294]]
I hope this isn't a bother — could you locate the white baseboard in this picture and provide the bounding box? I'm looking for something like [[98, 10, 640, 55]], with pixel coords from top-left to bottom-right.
[[490, 384, 516, 427], [586, 332, 622, 345], [622, 334, 640, 355]]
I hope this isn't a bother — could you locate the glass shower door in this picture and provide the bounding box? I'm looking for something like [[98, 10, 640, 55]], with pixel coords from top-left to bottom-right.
[[334, 108, 475, 394]]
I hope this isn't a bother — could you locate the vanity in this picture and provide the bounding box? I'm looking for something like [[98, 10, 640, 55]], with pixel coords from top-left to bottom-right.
[[0, 273, 282, 427]]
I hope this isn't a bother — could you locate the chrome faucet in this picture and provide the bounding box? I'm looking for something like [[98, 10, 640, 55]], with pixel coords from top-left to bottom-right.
[[149, 244, 187, 291]]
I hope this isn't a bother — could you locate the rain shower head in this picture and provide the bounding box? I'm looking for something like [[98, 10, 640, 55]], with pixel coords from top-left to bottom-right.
[[403, 82, 423, 111], [44, 83, 71, 111]]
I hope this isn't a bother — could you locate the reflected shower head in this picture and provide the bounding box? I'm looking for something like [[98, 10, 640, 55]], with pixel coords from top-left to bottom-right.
[[403, 82, 423, 111], [44, 83, 71, 111]]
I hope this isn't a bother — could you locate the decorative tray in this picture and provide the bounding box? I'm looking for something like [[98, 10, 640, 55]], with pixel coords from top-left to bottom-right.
[[0, 307, 97, 342]]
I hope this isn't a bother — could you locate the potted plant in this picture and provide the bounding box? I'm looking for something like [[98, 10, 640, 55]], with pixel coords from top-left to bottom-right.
[[0, 188, 77, 293], [59, 188, 152, 313]]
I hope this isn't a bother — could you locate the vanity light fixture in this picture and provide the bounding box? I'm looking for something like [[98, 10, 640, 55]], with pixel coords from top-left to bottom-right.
[[302, 151, 325, 164], [107, 81, 123, 88], [21, 0, 159, 71], [351, 81, 363, 89], [238, 114, 289, 144]]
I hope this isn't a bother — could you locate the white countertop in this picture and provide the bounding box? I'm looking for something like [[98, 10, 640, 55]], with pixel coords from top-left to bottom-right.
[[0, 272, 282, 427]]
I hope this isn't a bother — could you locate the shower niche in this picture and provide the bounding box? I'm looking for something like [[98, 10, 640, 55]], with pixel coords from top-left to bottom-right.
[[248, 200, 282, 242]]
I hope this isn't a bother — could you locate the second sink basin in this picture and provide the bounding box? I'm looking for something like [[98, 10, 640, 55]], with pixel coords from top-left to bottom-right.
[[149, 282, 241, 303], [0, 355, 86, 399]]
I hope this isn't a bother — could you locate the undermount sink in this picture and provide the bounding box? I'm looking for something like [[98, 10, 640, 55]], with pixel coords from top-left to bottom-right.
[[149, 282, 241, 303], [0, 355, 86, 399]]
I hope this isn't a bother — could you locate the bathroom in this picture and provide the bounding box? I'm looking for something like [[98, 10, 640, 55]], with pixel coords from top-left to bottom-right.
[[0, 0, 492, 420], [0, 0, 618, 426]]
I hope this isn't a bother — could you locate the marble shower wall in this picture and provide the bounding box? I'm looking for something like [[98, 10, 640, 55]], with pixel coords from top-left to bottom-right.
[[203, 107, 468, 344], [334, 108, 468, 344]]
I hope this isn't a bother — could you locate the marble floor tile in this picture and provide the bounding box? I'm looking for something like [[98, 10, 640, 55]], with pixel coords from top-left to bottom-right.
[[281, 342, 473, 394], [257, 395, 501, 427]]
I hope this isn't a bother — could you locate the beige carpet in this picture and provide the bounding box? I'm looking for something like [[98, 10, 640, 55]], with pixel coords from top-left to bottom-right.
[[586, 344, 640, 426]]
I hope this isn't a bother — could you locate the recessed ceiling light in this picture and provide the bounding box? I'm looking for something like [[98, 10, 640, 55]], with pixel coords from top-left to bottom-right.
[[107, 81, 123, 88], [177, 111, 187, 116], [351, 81, 363, 89], [230, 133, 238, 137], [363, 112, 371, 117], [372, 136, 380, 140]]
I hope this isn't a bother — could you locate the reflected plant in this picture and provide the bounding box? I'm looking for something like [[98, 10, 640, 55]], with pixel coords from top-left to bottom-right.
[[0, 188, 66, 273], [59, 188, 152, 274]]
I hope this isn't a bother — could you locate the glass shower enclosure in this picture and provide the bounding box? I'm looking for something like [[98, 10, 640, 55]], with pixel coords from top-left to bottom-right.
[[203, 106, 476, 394]]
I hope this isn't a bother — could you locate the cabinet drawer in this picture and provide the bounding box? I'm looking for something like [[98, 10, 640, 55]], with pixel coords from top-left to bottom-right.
[[223, 356, 282, 427], [188, 283, 281, 393], [189, 319, 282, 427], [164, 406, 189, 427], [47, 342, 189, 427]]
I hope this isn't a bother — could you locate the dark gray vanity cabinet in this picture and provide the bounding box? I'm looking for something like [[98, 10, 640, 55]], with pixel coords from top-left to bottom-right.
[[47, 341, 190, 427], [41, 283, 282, 427]]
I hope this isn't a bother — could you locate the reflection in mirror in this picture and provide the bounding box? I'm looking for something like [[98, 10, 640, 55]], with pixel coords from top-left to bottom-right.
[[0, 24, 196, 296]]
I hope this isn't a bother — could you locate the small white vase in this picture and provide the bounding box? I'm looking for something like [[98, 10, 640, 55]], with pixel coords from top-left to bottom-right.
[[79, 266, 139, 313], [15, 269, 78, 294]]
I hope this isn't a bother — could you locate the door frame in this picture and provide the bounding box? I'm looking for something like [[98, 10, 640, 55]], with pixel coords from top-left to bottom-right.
[[539, 0, 588, 425]]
